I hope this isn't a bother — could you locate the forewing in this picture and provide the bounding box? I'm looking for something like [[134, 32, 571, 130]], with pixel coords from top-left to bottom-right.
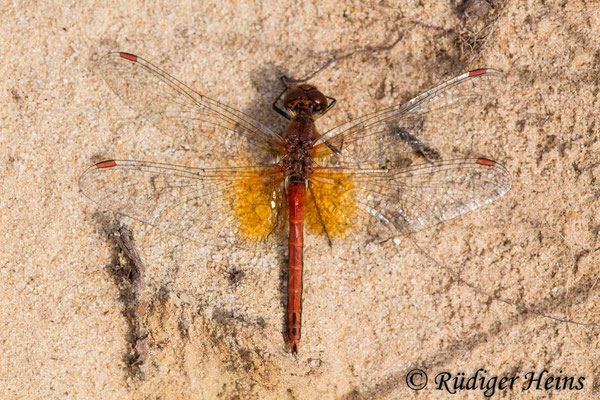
[[312, 69, 505, 167], [79, 160, 286, 249], [96, 52, 285, 165], [306, 158, 511, 243]]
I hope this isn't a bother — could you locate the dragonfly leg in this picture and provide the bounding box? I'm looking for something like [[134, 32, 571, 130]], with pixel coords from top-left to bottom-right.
[[313, 96, 337, 120], [273, 86, 292, 120], [308, 184, 333, 247]]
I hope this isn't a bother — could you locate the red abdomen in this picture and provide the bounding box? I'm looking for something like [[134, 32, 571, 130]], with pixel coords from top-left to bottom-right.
[[288, 181, 305, 353]]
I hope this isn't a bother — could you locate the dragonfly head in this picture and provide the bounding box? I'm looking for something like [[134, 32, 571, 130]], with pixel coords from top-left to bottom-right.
[[283, 84, 328, 118]]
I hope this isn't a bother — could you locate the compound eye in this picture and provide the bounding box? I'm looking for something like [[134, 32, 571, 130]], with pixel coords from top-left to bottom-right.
[[283, 88, 304, 110], [307, 90, 328, 112]]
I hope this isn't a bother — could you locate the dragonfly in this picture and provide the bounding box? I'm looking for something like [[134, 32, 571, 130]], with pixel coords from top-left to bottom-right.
[[79, 52, 511, 354]]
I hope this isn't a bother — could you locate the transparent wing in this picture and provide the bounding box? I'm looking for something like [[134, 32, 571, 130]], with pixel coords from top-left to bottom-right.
[[312, 69, 505, 167], [306, 158, 511, 243], [96, 52, 286, 165], [79, 160, 287, 249]]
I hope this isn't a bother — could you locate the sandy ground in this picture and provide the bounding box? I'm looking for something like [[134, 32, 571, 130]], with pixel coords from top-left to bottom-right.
[[1, 0, 600, 399]]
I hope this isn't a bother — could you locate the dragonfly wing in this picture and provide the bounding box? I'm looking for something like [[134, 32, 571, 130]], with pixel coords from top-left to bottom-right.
[[79, 160, 287, 249], [312, 69, 505, 167], [306, 158, 511, 242], [96, 52, 285, 165]]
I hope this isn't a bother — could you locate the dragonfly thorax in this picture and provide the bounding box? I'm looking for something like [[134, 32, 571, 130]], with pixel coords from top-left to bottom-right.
[[281, 136, 314, 179], [280, 118, 318, 179]]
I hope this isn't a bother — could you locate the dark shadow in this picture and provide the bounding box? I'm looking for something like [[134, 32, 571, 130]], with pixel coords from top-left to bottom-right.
[[92, 213, 148, 380]]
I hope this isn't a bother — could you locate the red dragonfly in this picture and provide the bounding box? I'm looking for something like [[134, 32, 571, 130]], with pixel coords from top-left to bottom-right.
[[80, 52, 511, 353]]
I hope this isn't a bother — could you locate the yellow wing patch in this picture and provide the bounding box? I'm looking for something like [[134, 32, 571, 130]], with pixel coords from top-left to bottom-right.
[[233, 169, 284, 241], [306, 171, 356, 238]]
